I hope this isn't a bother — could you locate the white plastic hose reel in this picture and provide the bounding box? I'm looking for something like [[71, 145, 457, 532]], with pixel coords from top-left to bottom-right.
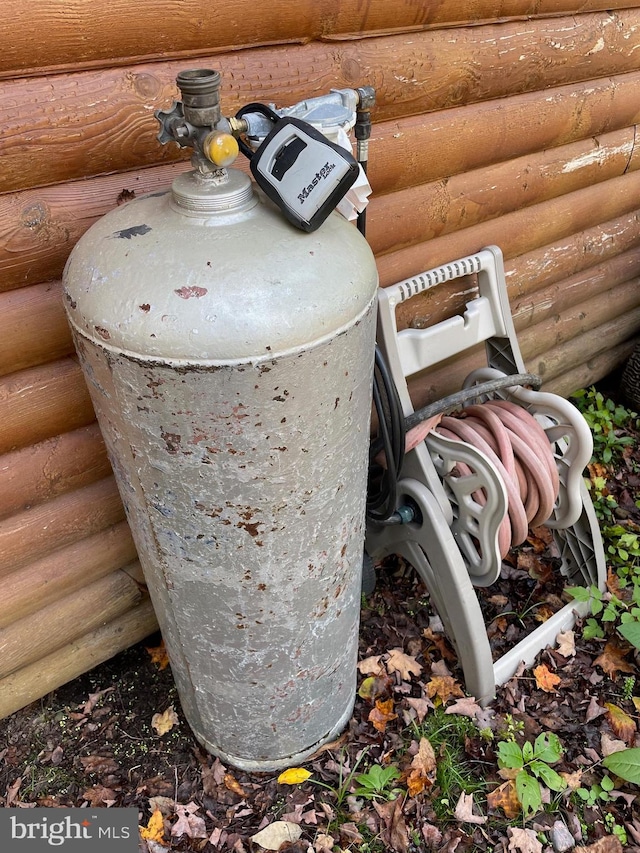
[[366, 245, 606, 703]]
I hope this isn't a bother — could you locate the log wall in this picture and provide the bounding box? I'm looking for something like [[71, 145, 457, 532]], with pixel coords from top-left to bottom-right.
[[2, 0, 640, 715]]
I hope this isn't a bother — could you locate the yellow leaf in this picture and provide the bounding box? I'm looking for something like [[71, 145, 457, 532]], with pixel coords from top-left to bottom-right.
[[605, 702, 637, 745], [407, 737, 436, 797], [151, 705, 179, 736], [146, 641, 170, 670], [224, 773, 249, 797], [277, 767, 312, 785], [426, 675, 464, 705], [368, 698, 397, 732], [487, 780, 520, 819], [358, 676, 377, 700], [139, 809, 167, 845], [533, 664, 561, 693], [632, 697, 640, 713]]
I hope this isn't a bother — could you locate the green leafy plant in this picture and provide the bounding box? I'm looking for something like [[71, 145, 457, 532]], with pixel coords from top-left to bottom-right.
[[497, 712, 525, 743], [310, 747, 369, 807], [496, 732, 566, 819], [576, 774, 614, 806], [567, 581, 640, 650], [353, 764, 402, 801], [572, 387, 637, 464], [602, 746, 640, 784], [604, 812, 628, 845]]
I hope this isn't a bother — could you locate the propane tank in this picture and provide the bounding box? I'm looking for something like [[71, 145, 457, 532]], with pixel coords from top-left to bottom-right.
[[62, 70, 378, 771]]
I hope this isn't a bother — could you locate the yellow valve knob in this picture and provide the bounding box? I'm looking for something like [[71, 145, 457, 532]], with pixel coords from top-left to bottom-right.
[[203, 131, 239, 167]]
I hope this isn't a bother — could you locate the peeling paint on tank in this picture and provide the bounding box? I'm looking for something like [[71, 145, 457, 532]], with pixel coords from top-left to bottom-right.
[[112, 224, 152, 239], [174, 285, 209, 299]]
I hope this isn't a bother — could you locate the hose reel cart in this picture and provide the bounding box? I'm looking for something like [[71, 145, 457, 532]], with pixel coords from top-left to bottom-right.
[[366, 245, 606, 703]]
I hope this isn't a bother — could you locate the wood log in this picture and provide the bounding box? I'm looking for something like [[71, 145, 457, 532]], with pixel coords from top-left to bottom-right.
[[376, 170, 640, 287], [4, 0, 638, 78], [0, 164, 190, 293], [0, 562, 143, 678], [505, 210, 640, 302], [527, 305, 640, 383], [3, 13, 640, 193], [0, 357, 95, 454], [1, 71, 639, 219], [0, 477, 126, 577], [512, 248, 640, 332], [368, 74, 640, 197], [0, 521, 137, 627], [0, 280, 73, 375], [0, 599, 158, 719], [367, 127, 639, 256], [0, 424, 110, 521], [544, 340, 638, 397], [517, 277, 640, 360]]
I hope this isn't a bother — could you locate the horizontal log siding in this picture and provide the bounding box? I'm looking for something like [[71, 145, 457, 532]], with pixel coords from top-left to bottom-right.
[[1, 3, 640, 716], [4, 13, 640, 194], [4, 1, 640, 78]]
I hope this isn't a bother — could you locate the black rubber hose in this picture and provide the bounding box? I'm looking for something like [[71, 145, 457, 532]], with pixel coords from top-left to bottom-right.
[[403, 373, 542, 431]]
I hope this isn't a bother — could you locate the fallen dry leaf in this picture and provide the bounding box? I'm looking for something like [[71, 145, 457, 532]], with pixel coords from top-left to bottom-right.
[[171, 802, 207, 839], [358, 655, 384, 676], [555, 629, 576, 657], [534, 602, 555, 622], [560, 769, 584, 791], [250, 820, 302, 850], [422, 626, 457, 661], [139, 809, 167, 846], [533, 663, 561, 692], [146, 642, 170, 670], [407, 737, 436, 796], [82, 687, 115, 715], [487, 780, 520, 819], [368, 698, 398, 733], [406, 696, 434, 724], [385, 648, 423, 680], [605, 702, 637, 745], [454, 791, 487, 825], [426, 675, 464, 705], [576, 835, 623, 853], [151, 705, 179, 736], [374, 797, 409, 853], [81, 784, 118, 807], [508, 825, 543, 853], [148, 796, 175, 816], [277, 767, 312, 785], [601, 732, 628, 757], [314, 833, 336, 852], [80, 755, 119, 776], [224, 773, 249, 798], [445, 696, 483, 719], [594, 640, 635, 679]]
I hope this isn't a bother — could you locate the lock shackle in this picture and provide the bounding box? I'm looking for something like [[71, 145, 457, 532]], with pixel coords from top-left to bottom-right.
[[234, 102, 282, 158]]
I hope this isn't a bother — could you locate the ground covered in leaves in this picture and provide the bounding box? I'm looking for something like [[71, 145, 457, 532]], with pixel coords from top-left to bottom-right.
[[3, 384, 640, 853]]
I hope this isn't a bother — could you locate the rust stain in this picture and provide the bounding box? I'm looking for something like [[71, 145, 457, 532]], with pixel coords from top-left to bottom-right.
[[174, 285, 208, 299], [160, 428, 181, 454], [94, 326, 111, 340], [139, 303, 151, 312]]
